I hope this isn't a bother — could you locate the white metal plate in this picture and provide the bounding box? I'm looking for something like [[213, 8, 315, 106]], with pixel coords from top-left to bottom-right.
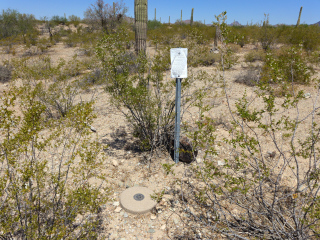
[[170, 48, 188, 78]]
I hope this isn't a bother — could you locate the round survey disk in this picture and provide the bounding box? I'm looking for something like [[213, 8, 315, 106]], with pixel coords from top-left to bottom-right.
[[119, 186, 157, 214]]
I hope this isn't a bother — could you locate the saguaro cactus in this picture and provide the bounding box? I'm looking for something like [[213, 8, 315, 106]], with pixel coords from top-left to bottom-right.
[[181, 10, 182, 24], [169, 16, 170, 25], [190, 8, 194, 26], [154, 8, 156, 21], [134, 0, 148, 54], [296, 6, 303, 27]]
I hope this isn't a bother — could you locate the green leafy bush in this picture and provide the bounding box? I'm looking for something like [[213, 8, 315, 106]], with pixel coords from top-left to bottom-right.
[[147, 20, 162, 30], [260, 46, 314, 96], [288, 25, 320, 52], [0, 84, 109, 239], [244, 49, 265, 62], [96, 27, 214, 152], [9, 56, 91, 118]]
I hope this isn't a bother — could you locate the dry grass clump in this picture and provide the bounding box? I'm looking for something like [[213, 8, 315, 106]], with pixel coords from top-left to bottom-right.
[[244, 49, 265, 62], [235, 67, 261, 86], [0, 65, 12, 83]]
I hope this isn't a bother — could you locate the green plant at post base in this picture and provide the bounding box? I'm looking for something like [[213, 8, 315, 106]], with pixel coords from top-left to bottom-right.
[[165, 11, 320, 240], [0, 84, 109, 239], [162, 163, 175, 176]]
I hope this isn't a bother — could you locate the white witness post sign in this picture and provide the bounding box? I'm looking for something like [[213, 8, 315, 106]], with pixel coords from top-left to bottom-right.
[[170, 48, 188, 163], [171, 48, 188, 78]]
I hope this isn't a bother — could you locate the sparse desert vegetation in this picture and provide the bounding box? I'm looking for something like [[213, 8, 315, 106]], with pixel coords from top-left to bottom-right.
[[1, 1, 320, 239]]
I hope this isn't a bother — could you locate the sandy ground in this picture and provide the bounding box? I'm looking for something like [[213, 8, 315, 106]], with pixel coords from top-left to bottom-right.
[[1, 36, 320, 239]]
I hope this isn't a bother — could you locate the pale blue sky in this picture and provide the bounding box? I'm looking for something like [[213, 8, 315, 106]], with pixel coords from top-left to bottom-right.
[[1, 0, 319, 25]]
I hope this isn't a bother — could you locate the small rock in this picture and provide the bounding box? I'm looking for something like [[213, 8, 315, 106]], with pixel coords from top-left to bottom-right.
[[148, 228, 155, 233], [217, 160, 225, 166], [304, 93, 311, 99], [123, 212, 128, 218], [266, 151, 276, 159], [297, 184, 306, 193], [160, 225, 166, 230], [173, 217, 180, 224], [196, 157, 203, 163], [100, 204, 107, 210], [112, 160, 118, 167], [113, 201, 120, 206], [114, 207, 122, 213], [150, 215, 157, 220], [118, 182, 124, 187], [90, 126, 97, 132], [162, 194, 172, 200]]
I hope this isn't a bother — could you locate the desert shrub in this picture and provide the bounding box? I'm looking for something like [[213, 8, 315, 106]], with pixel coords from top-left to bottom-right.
[[51, 15, 68, 25], [83, 68, 105, 85], [225, 27, 249, 47], [10, 56, 59, 80], [57, 28, 72, 37], [68, 15, 81, 27], [0, 65, 12, 83], [235, 67, 260, 86], [0, 9, 37, 45], [0, 83, 109, 239], [63, 32, 81, 47], [147, 20, 162, 30], [192, 51, 220, 66], [244, 49, 265, 62], [0, 9, 19, 39], [258, 14, 276, 51], [84, 0, 128, 33], [288, 25, 320, 52], [96, 26, 214, 152], [260, 46, 314, 97], [9, 56, 90, 118], [35, 37, 53, 53], [223, 46, 239, 69]]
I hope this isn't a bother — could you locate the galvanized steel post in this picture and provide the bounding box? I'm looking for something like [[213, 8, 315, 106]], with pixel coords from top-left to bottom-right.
[[174, 78, 182, 163]]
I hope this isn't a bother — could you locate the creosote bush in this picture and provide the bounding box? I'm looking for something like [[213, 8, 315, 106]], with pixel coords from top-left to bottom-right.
[[260, 46, 314, 96], [8, 55, 94, 119], [0, 83, 109, 239], [96, 26, 214, 153]]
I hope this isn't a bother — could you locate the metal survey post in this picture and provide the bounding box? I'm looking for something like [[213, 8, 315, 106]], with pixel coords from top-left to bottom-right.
[[170, 48, 188, 163]]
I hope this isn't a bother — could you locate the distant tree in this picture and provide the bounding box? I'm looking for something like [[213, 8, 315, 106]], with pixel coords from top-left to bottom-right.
[[0, 9, 37, 44], [0, 9, 19, 39], [51, 15, 68, 25], [68, 14, 81, 27], [84, 0, 127, 33], [18, 13, 36, 43]]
